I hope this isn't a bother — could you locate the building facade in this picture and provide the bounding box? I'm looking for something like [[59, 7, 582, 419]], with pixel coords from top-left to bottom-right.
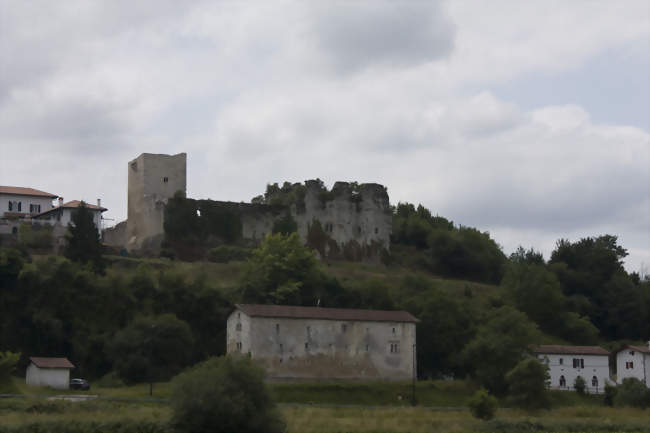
[[25, 357, 75, 389], [533, 345, 611, 394], [227, 304, 418, 380], [33, 200, 106, 230], [615, 343, 650, 387]]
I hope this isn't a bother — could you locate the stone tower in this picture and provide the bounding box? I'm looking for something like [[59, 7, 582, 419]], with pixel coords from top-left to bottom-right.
[[126, 152, 186, 250]]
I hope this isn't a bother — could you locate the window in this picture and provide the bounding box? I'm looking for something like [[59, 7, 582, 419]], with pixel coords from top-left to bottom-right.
[[17, 202, 21, 212], [365, 344, 369, 352], [276, 324, 280, 334], [29, 204, 40, 213], [374, 227, 379, 234], [11, 227, 18, 235], [389, 343, 400, 354], [7, 202, 12, 211], [559, 358, 563, 365], [236, 323, 242, 331], [592, 376, 598, 387], [559, 375, 566, 387], [357, 226, 361, 234], [236, 342, 242, 351], [279, 344, 283, 353], [163, 177, 168, 183], [572, 358, 584, 369], [626, 361, 634, 369], [305, 342, 309, 350], [392, 327, 396, 334], [341, 324, 347, 333]]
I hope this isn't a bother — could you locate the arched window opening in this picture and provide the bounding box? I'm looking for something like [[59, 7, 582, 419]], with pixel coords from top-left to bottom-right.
[[559, 375, 566, 388], [592, 376, 598, 387]]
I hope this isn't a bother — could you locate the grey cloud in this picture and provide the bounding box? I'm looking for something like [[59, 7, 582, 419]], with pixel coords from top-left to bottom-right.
[[310, 1, 455, 72]]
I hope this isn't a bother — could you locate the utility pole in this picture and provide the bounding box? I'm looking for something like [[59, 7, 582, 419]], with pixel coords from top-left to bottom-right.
[[411, 343, 416, 406]]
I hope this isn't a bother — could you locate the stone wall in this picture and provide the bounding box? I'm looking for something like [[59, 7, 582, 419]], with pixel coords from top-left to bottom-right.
[[227, 311, 416, 380]]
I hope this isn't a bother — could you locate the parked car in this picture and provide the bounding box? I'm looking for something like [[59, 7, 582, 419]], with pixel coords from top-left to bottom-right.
[[69, 378, 90, 390]]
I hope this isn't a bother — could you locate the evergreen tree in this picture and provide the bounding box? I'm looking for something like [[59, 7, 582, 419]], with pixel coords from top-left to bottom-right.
[[64, 201, 105, 273]]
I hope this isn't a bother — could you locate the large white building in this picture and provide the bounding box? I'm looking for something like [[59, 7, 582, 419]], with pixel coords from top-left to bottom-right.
[[533, 345, 611, 394], [615, 342, 650, 387], [33, 199, 106, 230], [25, 357, 75, 389], [0, 186, 58, 232], [227, 304, 418, 380]]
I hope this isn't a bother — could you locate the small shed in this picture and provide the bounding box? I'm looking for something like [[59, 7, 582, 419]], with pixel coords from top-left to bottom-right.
[[26, 357, 75, 389]]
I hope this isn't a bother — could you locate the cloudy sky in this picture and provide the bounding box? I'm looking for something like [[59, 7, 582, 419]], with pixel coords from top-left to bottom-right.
[[1, 1, 649, 273]]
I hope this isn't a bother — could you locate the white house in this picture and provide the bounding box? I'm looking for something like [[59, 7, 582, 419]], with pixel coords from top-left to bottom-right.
[[615, 342, 650, 387], [33, 199, 107, 230], [227, 304, 418, 380], [533, 345, 611, 394], [0, 186, 58, 234], [26, 357, 75, 389]]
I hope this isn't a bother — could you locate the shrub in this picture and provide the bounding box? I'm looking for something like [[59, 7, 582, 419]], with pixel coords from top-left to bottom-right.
[[604, 382, 617, 406], [573, 376, 586, 395], [614, 377, 650, 408], [170, 356, 285, 433], [207, 245, 251, 263], [0, 351, 20, 393], [505, 358, 550, 410], [468, 388, 497, 420]]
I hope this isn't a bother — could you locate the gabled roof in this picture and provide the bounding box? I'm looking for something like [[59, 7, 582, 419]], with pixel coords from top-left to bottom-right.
[[0, 186, 58, 198], [235, 304, 419, 323], [614, 345, 650, 355], [29, 357, 75, 369], [533, 345, 610, 356], [35, 200, 107, 218]]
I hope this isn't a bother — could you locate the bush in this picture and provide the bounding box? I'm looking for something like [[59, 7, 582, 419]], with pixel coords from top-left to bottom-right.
[[614, 377, 650, 408], [604, 382, 617, 406], [0, 351, 20, 393], [505, 358, 550, 410], [207, 245, 251, 263], [468, 388, 497, 420], [170, 356, 285, 433], [573, 376, 586, 395]]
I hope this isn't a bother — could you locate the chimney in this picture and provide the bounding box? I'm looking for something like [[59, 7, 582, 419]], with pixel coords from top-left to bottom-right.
[[58, 197, 63, 207], [97, 198, 101, 208]]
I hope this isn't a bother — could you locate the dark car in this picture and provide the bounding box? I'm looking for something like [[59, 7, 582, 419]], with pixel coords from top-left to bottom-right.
[[69, 378, 90, 390]]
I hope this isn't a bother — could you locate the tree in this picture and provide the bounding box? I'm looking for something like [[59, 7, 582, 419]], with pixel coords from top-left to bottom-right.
[[463, 306, 541, 395], [614, 378, 650, 408], [505, 358, 550, 410], [107, 314, 193, 389], [240, 233, 327, 306], [64, 202, 104, 273], [170, 356, 285, 433], [0, 351, 20, 392], [510, 246, 545, 265], [573, 375, 586, 395], [468, 388, 498, 420]]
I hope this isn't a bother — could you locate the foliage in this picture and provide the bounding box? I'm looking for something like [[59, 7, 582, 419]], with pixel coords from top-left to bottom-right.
[[604, 382, 617, 407], [18, 223, 53, 250], [509, 246, 545, 265], [258, 181, 307, 213], [272, 214, 298, 235], [240, 233, 333, 306], [505, 358, 550, 411], [574, 376, 586, 395], [64, 202, 105, 273], [463, 306, 541, 395], [614, 378, 650, 408], [392, 203, 506, 284], [170, 356, 285, 433], [468, 388, 498, 420], [0, 351, 20, 392], [107, 314, 193, 385], [207, 245, 252, 263]]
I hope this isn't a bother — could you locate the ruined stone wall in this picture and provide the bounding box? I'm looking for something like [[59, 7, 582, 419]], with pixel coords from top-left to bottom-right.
[[102, 220, 127, 248], [127, 153, 186, 251], [227, 311, 416, 380]]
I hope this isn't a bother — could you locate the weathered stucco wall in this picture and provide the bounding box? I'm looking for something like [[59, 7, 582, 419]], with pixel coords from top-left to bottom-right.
[[25, 365, 70, 389], [227, 310, 416, 380], [127, 153, 186, 251]]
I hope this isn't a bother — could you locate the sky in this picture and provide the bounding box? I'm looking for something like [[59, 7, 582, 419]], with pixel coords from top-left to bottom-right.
[[1, 1, 649, 274]]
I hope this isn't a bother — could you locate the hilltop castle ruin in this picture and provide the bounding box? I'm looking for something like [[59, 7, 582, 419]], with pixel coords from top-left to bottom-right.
[[104, 153, 392, 261]]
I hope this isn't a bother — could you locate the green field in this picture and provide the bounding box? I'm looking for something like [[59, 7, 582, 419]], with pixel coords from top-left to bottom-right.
[[3, 379, 648, 433]]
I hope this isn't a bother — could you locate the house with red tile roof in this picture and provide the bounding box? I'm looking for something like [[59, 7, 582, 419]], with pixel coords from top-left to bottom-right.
[[532, 345, 612, 394], [26, 357, 75, 389]]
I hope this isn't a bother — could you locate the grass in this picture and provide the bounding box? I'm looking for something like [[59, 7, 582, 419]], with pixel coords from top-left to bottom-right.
[[1, 397, 649, 433]]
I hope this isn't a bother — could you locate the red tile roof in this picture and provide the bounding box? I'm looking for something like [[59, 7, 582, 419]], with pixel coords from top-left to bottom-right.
[[533, 345, 610, 356], [615, 345, 650, 355], [236, 304, 419, 323], [0, 186, 58, 198], [35, 200, 107, 218], [29, 357, 75, 369]]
